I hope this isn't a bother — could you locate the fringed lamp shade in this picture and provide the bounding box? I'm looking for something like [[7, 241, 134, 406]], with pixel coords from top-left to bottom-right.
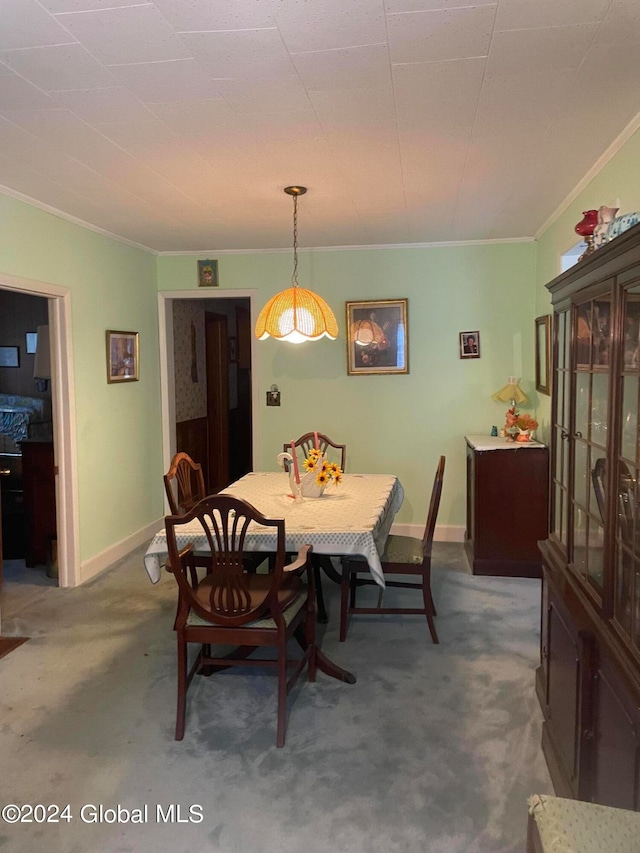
[[492, 377, 528, 407], [255, 286, 338, 343]]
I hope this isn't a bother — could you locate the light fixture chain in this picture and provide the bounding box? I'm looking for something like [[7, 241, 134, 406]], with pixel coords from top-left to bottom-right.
[[291, 192, 299, 288]]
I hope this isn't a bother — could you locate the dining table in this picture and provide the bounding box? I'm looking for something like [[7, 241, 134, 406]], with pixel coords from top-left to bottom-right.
[[143, 470, 405, 685]]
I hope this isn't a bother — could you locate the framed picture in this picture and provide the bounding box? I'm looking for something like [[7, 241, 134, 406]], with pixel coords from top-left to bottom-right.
[[197, 259, 218, 287], [535, 315, 551, 394], [0, 346, 19, 367], [106, 330, 139, 383], [346, 299, 409, 375], [25, 333, 38, 354], [228, 336, 238, 364], [459, 331, 480, 359]]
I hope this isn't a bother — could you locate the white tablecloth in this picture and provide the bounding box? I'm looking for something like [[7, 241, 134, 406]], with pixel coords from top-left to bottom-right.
[[144, 472, 404, 588]]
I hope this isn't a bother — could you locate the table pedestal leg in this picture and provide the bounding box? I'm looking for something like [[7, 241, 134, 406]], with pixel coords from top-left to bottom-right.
[[294, 625, 356, 684]]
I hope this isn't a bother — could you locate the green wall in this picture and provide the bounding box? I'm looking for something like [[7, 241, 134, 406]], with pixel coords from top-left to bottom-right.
[[0, 194, 160, 561], [158, 241, 537, 531]]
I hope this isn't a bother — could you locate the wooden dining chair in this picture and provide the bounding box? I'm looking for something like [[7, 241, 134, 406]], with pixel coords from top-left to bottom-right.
[[283, 432, 347, 472], [165, 493, 317, 748], [339, 455, 445, 643], [164, 451, 207, 515]]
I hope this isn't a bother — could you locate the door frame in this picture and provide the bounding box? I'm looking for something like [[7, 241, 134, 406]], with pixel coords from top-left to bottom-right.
[[0, 272, 79, 590], [157, 289, 260, 500]]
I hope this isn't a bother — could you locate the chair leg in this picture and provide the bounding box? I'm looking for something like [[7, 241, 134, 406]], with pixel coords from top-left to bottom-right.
[[313, 560, 328, 624], [306, 611, 317, 683], [175, 634, 188, 740], [339, 563, 351, 642], [276, 636, 288, 748], [422, 577, 439, 644]]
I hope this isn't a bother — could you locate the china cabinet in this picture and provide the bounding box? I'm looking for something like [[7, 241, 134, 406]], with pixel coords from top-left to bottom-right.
[[538, 222, 640, 809]]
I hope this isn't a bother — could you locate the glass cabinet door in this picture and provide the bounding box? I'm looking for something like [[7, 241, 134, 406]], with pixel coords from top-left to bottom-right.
[[570, 292, 611, 593], [615, 285, 640, 648], [551, 309, 571, 549]]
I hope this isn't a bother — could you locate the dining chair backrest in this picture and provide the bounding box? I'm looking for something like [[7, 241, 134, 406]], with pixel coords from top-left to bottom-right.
[[165, 494, 292, 628], [164, 451, 206, 515], [422, 455, 446, 561], [284, 432, 347, 471]]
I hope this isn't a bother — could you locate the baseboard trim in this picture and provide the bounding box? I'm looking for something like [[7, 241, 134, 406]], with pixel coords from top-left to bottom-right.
[[391, 523, 465, 542], [80, 517, 163, 585]]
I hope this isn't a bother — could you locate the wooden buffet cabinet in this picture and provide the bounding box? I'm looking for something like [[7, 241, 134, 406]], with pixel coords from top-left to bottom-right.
[[465, 435, 548, 578], [538, 222, 640, 810], [20, 440, 56, 568]]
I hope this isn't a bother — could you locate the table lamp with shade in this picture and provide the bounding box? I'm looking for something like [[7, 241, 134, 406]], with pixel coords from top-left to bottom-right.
[[492, 377, 537, 441]]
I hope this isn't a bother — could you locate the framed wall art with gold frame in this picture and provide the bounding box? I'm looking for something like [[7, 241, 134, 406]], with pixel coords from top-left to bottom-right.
[[346, 299, 409, 376]]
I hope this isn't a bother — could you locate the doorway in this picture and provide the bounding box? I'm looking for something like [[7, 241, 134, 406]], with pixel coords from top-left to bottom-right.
[[0, 274, 79, 633], [159, 291, 258, 496]]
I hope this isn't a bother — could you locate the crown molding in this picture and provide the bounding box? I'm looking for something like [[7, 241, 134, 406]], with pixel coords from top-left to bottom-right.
[[534, 109, 640, 241]]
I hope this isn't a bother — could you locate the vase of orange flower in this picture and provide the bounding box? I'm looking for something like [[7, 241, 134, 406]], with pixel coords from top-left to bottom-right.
[[300, 448, 343, 497], [501, 408, 539, 442]]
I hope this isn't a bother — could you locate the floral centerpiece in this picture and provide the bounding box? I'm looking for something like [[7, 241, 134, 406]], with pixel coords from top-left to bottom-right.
[[501, 407, 539, 442], [302, 448, 343, 487]]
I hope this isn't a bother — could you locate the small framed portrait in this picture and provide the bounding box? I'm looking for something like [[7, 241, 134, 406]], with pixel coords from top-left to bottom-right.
[[346, 299, 409, 375], [459, 331, 480, 359], [197, 259, 218, 287], [106, 330, 139, 383]]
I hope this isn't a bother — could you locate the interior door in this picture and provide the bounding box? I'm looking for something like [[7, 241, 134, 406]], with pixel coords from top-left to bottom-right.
[[205, 312, 229, 491]]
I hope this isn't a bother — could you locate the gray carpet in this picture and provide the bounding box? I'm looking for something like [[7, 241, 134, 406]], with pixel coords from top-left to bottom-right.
[[0, 544, 552, 852]]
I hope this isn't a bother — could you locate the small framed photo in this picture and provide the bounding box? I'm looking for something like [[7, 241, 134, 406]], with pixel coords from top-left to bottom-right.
[[198, 259, 218, 287], [346, 299, 409, 375], [106, 330, 139, 383], [228, 336, 238, 364], [459, 331, 480, 359], [0, 346, 20, 367]]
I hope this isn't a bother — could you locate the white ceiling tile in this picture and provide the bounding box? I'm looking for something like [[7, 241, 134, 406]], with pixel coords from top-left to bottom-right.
[[152, 0, 277, 30], [0, 0, 76, 51], [292, 44, 391, 91], [385, 0, 496, 11], [0, 73, 54, 110], [109, 59, 222, 102], [594, 0, 640, 44], [308, 86, 396, 126], [0, 44, 117, 92], [39, 0, 144, 13], [216, 77, 311, 114], [55, 4, 191, 65], [494, 0, 610, 31], [387, 6, 496, 64], [487, 25, 598, 76], [272, 0, 387, 53], [180, 28, 296, 79], [393, 58, 485, 133], [53, 88, 152, 123]]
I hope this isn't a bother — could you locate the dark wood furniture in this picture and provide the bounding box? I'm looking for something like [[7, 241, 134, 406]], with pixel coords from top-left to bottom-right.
[[20, 440, 56, 568], [164, 494, 317, 747], [164, 451, 207, 515], [283, 432, 347, 472], [464, 435, 548, 578], [340, 455, 444, 643], [538, 221, 640, 810]]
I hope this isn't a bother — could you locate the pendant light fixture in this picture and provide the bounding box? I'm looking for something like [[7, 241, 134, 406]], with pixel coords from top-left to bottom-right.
[[255, 186, 338, 343]]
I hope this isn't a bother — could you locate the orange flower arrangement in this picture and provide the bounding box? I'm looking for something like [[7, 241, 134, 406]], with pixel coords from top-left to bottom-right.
[[501, 407, 538, 441]]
